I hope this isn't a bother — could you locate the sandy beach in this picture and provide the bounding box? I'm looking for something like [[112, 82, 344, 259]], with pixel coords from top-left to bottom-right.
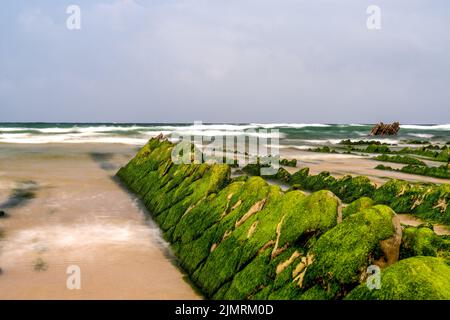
[[0, 143, 200, 299]]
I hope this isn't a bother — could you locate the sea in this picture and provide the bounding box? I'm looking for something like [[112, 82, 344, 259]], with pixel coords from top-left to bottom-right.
[[0, 123, 449, 148]]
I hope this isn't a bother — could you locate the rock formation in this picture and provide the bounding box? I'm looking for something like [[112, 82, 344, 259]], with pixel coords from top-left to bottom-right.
[[370, 122, 400, 136], [116, 136, 450, 300]]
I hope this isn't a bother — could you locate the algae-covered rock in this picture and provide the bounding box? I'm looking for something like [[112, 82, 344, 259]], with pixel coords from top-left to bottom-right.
[[175, 177, 272, 273], [191, 186, 285, 296], [365, 144, 391, 153], [287, 170, 375, 203], [345, 256, 450, 300], [273, 167, 291, 183], [302, 172, 337, 192], [117, 137, 449, 301], [303, 205, 401, 296], [280, 158, 297, 167], [278, 190, 341, 248], [373, 180, 450, 224], [400, 225, 443, 258], [299, 285, 334, 300], [289, 167, 309, 186], [342, 197, 375, 219], [191, 189, 340, 298], [332, 175, 376, 203], [220, 248, 273, 300], [242, 163, 264, 176]]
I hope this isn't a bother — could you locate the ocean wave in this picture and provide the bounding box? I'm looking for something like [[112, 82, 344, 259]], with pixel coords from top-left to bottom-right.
[[337, 124, 368, 127], [401, 124, 450, 130], [407, 133, 434, 139], [168, 129, 284, 139], [299, 139, 343, 145], [0, 125, 153, 134], [250, 123, 331, 129], [0, 133, 151, 145], [0, 129, 284, 144], [158, 124, 258, 131]]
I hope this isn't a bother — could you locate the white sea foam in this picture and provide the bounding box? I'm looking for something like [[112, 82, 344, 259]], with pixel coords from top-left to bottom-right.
[[250, 123, 331, 129], [401, 124, 450, 130], [158, 124, 258, 131], [168, 129, 284, 139], [1, 123, 449, 145], [0, 133, 152, 145], [407, 133, 434, 139], [300, 139, 343, 145]]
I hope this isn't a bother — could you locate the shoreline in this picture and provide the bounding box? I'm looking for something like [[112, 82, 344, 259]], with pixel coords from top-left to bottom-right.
[[0, 143, 200, 299]]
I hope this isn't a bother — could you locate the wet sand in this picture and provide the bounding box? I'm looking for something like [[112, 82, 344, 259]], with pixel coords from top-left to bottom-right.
[[0, 143, 200, 299]]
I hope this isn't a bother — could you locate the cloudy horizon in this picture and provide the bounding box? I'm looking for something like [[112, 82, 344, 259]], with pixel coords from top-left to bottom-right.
[[1, 0, 449, 124]]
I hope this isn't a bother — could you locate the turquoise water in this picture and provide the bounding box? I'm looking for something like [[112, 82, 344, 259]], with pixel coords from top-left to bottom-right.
[[0, 123, 449, 146]]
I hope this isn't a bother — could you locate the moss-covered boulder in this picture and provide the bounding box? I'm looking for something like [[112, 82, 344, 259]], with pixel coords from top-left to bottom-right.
[[278, 190, 341, 248], [332, 176, 376, 203], [373, 180, 450, 224], [289, 167, 310, 187], [345, 256, 450, 300], [400, 225, 443, 258], [342, 197, 375, 219], [303, 205, 401, 297], [280, 158, 297, 167], [273, 168, 291, 183], [287, 169, 375, 203]]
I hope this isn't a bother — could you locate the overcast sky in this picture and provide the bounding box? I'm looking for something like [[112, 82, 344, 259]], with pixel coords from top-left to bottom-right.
[[0, 0, 449, 123]]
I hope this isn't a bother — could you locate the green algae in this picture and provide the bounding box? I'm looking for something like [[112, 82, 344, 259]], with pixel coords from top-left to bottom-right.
[[342, 197, 375, 219], [116, 137, 450, 300], [345, 256, 450, 300], [287, 169, 375, 203], [400, 225, 444, 258], [278, 190, 340, 248], [303, 205, 398, 296], [373, 179, 450, 224], [280, 158, 297, 167], [373, 154, 427, 166]]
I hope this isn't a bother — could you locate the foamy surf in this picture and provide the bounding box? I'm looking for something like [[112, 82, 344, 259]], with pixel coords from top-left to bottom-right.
[[0, 123, 449, 145]]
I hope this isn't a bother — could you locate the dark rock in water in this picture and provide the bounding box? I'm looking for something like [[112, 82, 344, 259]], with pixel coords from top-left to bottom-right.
[[0, 210, 6, 218], [370, 122, 400, 136]]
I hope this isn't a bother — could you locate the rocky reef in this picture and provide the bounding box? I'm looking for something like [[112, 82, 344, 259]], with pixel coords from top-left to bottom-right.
[[116, 137, 450, 300], [244, 162, 450, 225]]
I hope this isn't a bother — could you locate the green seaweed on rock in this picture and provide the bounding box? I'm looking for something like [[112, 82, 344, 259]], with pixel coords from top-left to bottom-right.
[[116, 137, 450, 300], [342, 197, 375, 219], [345, 256, 450, 300], [400, 225, 445, 259], [303, 205, 400, 298]]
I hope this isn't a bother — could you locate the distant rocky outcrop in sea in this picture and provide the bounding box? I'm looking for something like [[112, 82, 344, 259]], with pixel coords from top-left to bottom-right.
[[370, 122, 400, 136]]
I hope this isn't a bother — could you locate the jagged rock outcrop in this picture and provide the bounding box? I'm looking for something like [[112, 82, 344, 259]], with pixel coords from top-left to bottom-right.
[[116, 136, 450, 300], [370, 122, 400, 136]]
